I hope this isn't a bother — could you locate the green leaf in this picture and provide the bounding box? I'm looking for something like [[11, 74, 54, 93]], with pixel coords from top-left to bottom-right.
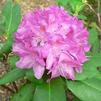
[[91, 39, 100, 54], [89, 28, 98, 45], [2, 0, 21, 35], [7, 55, 19, 69], [25, 69, 43, 85], [56, 0, 69, 7], [70, 0, 84, 14], [0, 38, 12, 57], [89, 28, 100, 54], [11, 84, 35, 101], [73, 96, 81, 101], [34, 78, 66, 101], [0, 0, 21, 57], [95, 74, 101, 80], [0, 15, 5, 35], [0, 68, 25, 85], [90, 22, 101, 33], [76, 54, 101, 80], [26, 69, 35, 82], [78, 14, 87, 20], [67, 78, 101, 101]]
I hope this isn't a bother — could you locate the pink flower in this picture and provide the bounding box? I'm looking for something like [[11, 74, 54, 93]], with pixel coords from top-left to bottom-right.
[[13, 6, 90, 80]]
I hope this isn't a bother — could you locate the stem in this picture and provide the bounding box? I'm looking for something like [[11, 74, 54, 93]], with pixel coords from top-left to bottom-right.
[[48, 81, 51, 101], [86, 3, 97, 15], [97, 0, 101, 24], [97, 0, 101, 51]]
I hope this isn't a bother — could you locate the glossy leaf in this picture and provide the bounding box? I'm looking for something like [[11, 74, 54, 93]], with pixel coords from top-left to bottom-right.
[[7, 55, 19, 69], [0, 68, 25, 85], [67, 78, 101, 101], [89, 28, 98, 45], [73, 96, 81, 101], [56, 0, 69, 7], [11, 84, 35, 101], [92, 39, 100, 54], [34, 78, 66, 101], [2, 0, 21, 35], [26, 69, 43, 85], [0, 15, 5, 35], [0, 0, 21, 56], [89, 28, 100, 54], [76, 54, 101, 80], [78, 14, 87, 20], [0, 38, 12, 57], [70, 0, 84, 14]]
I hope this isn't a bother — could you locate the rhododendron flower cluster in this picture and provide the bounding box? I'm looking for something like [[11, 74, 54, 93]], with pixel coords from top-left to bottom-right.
[[13, 6, 90, 80]]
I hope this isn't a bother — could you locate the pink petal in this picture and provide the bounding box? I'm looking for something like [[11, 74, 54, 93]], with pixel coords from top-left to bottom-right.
[[59, 63, 75, 80], [46, 51, 54, 69], [16, 55, 34, 68], [75, 66, 83, 73], [13, 43, 28, 56], [33, 65, 45, 79]]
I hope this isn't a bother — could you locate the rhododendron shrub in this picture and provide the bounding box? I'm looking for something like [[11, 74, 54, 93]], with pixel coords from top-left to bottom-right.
[[13, 6, 90, 80], [0, 0, 101, 101]]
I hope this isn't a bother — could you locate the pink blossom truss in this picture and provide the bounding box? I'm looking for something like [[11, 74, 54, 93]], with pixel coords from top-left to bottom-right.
[[13, 6, 90, 80]]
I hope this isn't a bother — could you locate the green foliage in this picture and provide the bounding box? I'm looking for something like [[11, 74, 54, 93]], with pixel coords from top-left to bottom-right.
[[2, 0, 21, 35], [0, 15, 5, 35], [0, 0, 101, 101], [7, 55, 19, 69], [25, 69, 35, 82], [0, 38, 13, 56], [70, 0, 85, 15], [73, 96, 81, 101], [34, 78, 66, 101], [11, 84, 35, 101], [92, 39, 100, 54], [78, 14, 87, 20], [0, 68, 25, 85], [67, 78, 101, 101], [25, 69, 43, 85], [76, 54, 101, 80], [57, 0, 85, 15], [89, 28, 98, 45], [89, 28, 100, 54], [0, 0, 21, 57], [57, 0, 69, 7]]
